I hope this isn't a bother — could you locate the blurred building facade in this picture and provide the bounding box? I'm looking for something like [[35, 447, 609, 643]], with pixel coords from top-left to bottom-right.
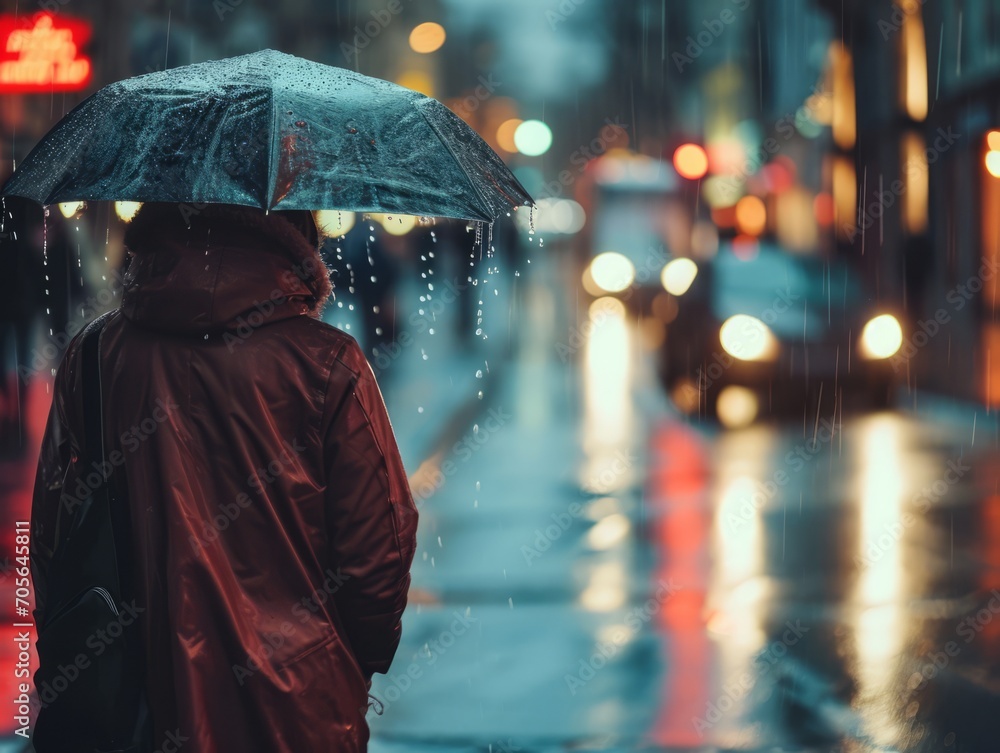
[[820, 0, 1000, 404]]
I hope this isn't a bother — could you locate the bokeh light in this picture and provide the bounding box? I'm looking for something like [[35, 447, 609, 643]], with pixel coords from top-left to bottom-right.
[[673, 143, 708, 180], [717, 386, 759, 428], [314, 210, 356, 238], [115, 201, 141, 222], [409, 22, 446, 54], [705, 139, 745, 175], [373, 213, 417, 236], [661, 258, 698, 296], [813, 192, 835, 226], [587, 252, 635, 294], [735, 195, 767, 236], [720, 315, 777, 361], [986, 151, 1000, 179], [496, 118, 523, 153], [57, 201, 84, 218], [513, 120, 552, 156], [528, 198, 586, 235], [860, 315, 903, 359]]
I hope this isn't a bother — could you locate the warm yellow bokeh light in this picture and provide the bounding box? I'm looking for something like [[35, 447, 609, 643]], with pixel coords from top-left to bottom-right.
[[735, 195, 767, 236], [720, 315, 778, 362], [661, 258, 698, 296], [673, 143, 708, 180], [901, 131, 928, 235], [989, 131, 1000, 152], [115, 201, 142, 223], [589, 296, 626, 319], [717, 386, 759, 428], [588, 252, 635, 294], [57, 201, 84, 218], [860, 314, 903, 359], [409, 22, 446, 54], [987, 151, 1000, 179], [496, 118, 523, 153], [373, 213, 417, 236], [830, 42, 857, 149], [314, 210, 356, 238], [898, 1, 928, 121]]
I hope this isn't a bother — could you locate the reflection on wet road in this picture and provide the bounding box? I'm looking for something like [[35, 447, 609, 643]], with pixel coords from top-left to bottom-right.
[[371, 264, 1000, 752], [651, 351, 1000, 751]]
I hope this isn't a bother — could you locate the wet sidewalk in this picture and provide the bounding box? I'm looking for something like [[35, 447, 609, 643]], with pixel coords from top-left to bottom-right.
[[367, 259, 676, 751]]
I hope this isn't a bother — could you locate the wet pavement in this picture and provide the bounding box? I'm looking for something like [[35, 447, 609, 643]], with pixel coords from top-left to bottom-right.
[[3, 252, 1000, 752], [365, 251, 1000, 752]]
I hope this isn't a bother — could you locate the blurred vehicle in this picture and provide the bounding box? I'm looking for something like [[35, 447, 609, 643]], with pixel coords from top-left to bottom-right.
[[577, 151, 693, 310], [658, 240, 904, 422]]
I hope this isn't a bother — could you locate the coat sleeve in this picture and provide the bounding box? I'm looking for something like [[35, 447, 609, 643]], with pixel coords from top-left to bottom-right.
[[29, 337, 79, 628], [321, 338, 418, 679]]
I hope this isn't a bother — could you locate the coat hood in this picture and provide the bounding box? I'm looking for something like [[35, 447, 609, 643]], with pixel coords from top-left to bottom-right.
[[121, 203, 332, 336]]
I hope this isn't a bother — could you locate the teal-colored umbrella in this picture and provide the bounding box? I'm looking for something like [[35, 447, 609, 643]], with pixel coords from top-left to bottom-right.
[[1, 49, 532, 222]]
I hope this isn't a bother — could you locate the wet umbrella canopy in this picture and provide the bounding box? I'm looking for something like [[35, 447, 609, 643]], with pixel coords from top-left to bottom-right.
[[0, 49, 532, 222]]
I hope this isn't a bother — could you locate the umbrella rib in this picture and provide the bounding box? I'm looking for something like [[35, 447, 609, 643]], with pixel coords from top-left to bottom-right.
[[414, 101, 493, 222], [265, 84, 279, 210]]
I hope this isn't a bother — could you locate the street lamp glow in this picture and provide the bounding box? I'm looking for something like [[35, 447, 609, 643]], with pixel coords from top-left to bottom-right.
[[409, 22, 446, 54], [513, 120, 552, 157], [115, 201, 141, 222], [57, 201, 84, 218], [374, 213, 417, 236], [314, 210, 355, 238], [661, 258, 698, 296], [588, 252, 635, 294], [860, 314, 903, 359]]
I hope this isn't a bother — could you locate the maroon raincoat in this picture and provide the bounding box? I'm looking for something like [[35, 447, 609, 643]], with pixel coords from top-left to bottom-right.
[[30, 204, 418, 752]]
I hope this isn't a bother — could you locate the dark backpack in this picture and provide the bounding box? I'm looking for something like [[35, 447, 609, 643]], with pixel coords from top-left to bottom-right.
[[32, 312, 153, 753]]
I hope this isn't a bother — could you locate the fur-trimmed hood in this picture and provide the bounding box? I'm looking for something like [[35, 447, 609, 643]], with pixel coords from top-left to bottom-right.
[[120, 203, 332, 336]]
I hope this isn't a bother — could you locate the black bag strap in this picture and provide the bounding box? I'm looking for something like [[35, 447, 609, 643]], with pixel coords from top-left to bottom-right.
[[79, 310, 128, 598], [80, 312, 113, 477]]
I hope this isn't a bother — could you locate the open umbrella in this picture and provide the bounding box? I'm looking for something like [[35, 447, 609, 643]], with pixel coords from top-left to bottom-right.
[[1, 49, 532, 223]]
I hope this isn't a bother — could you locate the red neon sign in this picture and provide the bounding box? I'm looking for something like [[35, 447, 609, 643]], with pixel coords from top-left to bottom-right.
[[0, 13, 92, 93]]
